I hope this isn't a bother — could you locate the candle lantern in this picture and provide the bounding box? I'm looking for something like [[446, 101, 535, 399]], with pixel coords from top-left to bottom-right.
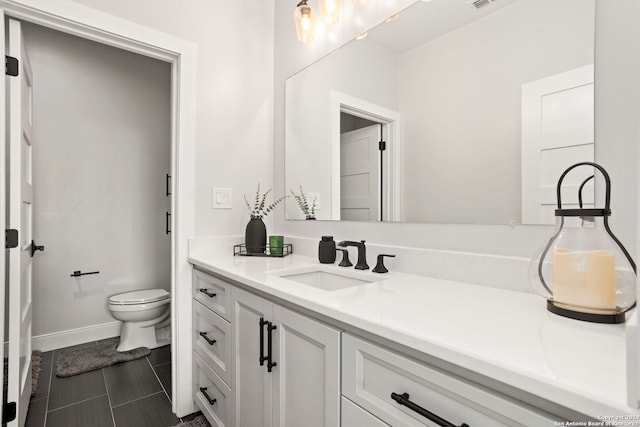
[[531, 162, 636, 324]]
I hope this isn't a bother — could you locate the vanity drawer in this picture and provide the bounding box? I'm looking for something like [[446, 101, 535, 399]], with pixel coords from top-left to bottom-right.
[[193, 269, 230, 321], [194, 300, 231, 386], [342, 396, 390, 427], [342, 334, 556, 427], [194, 352, 232, 427]]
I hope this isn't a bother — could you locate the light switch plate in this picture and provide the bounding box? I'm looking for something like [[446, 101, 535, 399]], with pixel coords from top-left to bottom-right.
[[212, 187, 232, 209]]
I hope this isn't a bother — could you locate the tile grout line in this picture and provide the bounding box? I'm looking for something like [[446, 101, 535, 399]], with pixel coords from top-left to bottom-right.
[[46, 393, 108, 413], [43, 350, 55, 426], [102, 368, 117, 427], [146, 355, 173, 405], [110, 390, 167, 409]]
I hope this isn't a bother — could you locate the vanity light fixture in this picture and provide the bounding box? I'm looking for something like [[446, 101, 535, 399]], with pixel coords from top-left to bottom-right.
[[355, 31, 368, 40], [354, 0, 374, 4], [319, 0, 343, 25], [293, 0, 317, 45]]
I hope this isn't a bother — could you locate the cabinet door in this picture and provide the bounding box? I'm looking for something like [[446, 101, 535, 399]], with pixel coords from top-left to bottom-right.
[[231, 286, 273, 427], [272, 304, 341, 427]]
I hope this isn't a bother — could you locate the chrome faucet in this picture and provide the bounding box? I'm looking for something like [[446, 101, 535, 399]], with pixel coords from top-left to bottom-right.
[[337, 240, 369, 270]]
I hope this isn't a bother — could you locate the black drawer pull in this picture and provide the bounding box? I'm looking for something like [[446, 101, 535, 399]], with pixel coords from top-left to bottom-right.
[[267, 322, 277, 372], [391, 392, 469, 427], [199, 331, 216, 346], [259, 317, 268, 366], [199, 288, 216, 298], [199, 387, 216, 405]]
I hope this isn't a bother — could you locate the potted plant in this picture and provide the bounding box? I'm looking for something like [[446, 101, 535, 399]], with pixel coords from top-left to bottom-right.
[[243, 184, 286, 254], [290, 185, 317, 220]]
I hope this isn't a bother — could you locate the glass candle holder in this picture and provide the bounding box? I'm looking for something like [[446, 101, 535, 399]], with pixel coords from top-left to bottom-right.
[[269, 235, 284, 256]]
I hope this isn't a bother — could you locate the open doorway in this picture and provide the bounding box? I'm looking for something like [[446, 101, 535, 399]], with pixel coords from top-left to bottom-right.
[[330, 91, 402, 222], [1, 1, 197, 422]]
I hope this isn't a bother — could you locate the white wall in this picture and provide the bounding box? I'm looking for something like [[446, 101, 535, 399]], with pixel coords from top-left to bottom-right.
[[72, 0, 275, 236], [274, 0, 639, 260], [399, 0, 594, 224], [25, 24, 171, 337]]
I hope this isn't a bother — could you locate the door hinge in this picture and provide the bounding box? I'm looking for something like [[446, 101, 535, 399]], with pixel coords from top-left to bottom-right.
[[5, 55, 18, 77], [379, 140, 386, 151], [5, 229, 18, 249], [2, 401, 17, 424]]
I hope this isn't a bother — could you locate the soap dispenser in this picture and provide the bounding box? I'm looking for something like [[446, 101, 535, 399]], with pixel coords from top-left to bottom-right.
[[318, 236, 336, 264]]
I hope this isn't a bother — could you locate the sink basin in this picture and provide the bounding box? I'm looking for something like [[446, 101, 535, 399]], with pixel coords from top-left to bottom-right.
[[274, 267, 375, 291]]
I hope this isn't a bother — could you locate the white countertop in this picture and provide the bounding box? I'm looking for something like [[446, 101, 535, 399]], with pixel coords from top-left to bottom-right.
[[188, 253, 635, 419]]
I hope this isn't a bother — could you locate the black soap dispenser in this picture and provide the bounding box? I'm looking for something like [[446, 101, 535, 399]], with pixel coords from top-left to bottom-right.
[[318, 236, 337, 264]]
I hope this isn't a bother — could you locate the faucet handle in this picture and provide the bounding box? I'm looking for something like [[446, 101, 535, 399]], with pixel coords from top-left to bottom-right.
[[372, 254, 396, 273], [337, 249, 352, 267]]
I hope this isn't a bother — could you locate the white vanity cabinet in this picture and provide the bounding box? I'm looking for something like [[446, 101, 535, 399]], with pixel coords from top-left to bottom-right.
[[191, 265, 564, 427], [230, 285, 341, 427]]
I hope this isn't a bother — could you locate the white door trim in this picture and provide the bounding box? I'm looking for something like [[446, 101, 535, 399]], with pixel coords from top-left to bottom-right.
[[329, 90, 402, 221], [0, 0, 197, 417]]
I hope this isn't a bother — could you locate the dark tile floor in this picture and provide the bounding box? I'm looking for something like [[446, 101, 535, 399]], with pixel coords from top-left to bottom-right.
[[25, 340, 207, 427]]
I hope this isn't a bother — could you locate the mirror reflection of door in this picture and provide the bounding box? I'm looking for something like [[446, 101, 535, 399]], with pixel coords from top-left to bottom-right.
[[521, 64, 595, 224], [340, 113, 382, 221]]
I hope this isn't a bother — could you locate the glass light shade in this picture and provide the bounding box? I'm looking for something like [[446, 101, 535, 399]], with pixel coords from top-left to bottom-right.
[[293, 1, 316, 45], [529, 162, 637, 324], [320, 0, 342, 25]]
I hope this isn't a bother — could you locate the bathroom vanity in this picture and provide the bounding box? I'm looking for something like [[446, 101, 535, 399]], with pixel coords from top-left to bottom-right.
[[188, 252, 636, 426]]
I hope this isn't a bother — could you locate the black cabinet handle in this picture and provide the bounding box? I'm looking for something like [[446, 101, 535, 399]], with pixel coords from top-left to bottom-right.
[[166, 174, 171, 197], [267, 321, 277, 372], [390, 392, 469, 427], [199, 288, 216, 298], [259, 317, 268, 366], [199, 387, 216, 405], [70, 270, 99, 278], [199, 331, 216, 346], [165, 212, 171, 234]]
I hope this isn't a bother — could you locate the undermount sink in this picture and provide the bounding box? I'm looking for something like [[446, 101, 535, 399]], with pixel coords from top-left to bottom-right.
[[274, 267, 375, 291]]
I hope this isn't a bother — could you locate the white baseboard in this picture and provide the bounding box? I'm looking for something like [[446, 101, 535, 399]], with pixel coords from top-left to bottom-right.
[[32, 321, 122, 352]]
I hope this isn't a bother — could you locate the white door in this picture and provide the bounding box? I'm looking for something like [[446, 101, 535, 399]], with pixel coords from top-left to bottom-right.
[[340, 124, 380, 221], [0, 14, 7, 427], [230, 286, 273, 427], [7, 18, 36, 427], [521, 64, 595, 224], [271, 304, 341, 427]]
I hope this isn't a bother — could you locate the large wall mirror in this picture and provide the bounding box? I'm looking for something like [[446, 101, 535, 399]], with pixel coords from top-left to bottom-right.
[[285, 0, 595, 224]]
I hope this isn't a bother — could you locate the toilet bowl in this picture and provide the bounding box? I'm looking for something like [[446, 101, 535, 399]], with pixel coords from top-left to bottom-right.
[[108, 288, 171, 352]]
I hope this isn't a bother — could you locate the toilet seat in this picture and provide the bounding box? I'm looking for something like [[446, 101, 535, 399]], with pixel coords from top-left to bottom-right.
[[109, 288, 170, 305]]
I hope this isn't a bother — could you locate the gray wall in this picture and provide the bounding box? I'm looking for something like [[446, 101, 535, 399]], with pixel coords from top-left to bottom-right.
[[399, 0, 594, 224], [25, 24, 171, 337]]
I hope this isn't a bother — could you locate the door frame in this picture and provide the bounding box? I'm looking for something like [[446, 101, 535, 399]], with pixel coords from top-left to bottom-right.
[[330, 90, 402, 221], [0, 0, 197, 417]]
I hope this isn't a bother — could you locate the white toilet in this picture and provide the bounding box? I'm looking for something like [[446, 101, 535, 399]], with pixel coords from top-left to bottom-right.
[[108, 288, 171, 352]]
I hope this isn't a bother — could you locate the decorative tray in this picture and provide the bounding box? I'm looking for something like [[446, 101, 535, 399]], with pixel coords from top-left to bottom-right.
[[233, 243, 293, 258]]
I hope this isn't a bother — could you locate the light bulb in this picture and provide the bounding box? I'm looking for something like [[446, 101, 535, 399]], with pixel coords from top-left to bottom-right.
[[320, 0, 343, 25], [293, 0, 316, 45]]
